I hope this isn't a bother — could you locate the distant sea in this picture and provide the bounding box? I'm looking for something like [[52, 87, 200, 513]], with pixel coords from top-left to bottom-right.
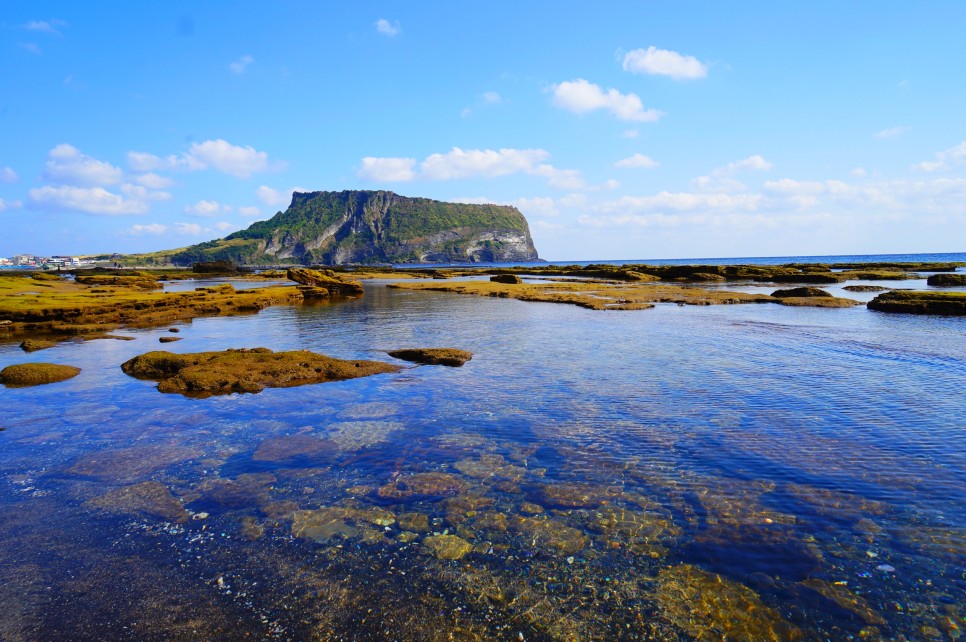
[[403, 250, 966, 269]]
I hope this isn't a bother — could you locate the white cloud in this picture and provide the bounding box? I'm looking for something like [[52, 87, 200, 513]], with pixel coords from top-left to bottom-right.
[[20, 43, 42, 55], [534, 165, 586, 190], [614, 153, 659, 169], [621, 129, 640, 139], [125, 223, 167, 235], [120, 183, 171, 201], [600, 192, 763, 214], [238, 206, 262, 218], [0, 166, 18, 183], [622, 46, 708, 80], [256, 185, 294, 207], [29, 185, 148, 215], [185, 199, 230, 217], [512, 197, 559, 218], [551, 79, 663, 122], [762, 179, 827, 195], [359, 147, 586, 189], [186, 139, 273, 178], [375, 19, 400, 36], [711, 154, 773, 176], [0, 198, 23, 212], [850, 167, 868, 178], [127, 139, 279, 178], [359, 156, 418, 181], [456, 195, 561, 219], [173, 222, 203, 235], [229, 54, 254, 74], [874, 126, 909, 139], [422, 148, 550, 180], [483, 91, 502, 104], [133, 172, 174, 189], [213, 221, 238, 232], [126, 150, 205, 173], [43, 144, 123, 186], [912, 141, 966, 172], [690, 176, 747, 193], [23, 20, 67, 35]]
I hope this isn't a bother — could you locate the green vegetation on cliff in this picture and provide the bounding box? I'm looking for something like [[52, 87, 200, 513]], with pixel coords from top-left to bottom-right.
[[168, 190, 539, 265]]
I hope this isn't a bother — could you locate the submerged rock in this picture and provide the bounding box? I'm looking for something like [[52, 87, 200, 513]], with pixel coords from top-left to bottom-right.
[[252, 433, 333, 462], [377, 472, 468, 500], [513, 516, 589, 555], [387, 348, 473, 367], [19, 338, 57, 352], [423, 534, 473, 560], [120, 348, 401, 397], [87, 481, 189, 523], [654, 564, 804, 641], [292, 506, 396, 543], [537, 482, 614, 509], [0, 363, 80, 387]]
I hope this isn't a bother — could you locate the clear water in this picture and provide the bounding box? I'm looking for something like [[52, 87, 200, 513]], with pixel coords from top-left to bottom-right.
[[1, 272, 964, 640]]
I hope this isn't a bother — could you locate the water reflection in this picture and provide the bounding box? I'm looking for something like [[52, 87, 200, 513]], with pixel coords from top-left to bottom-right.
[[1, 283, 964, 640]]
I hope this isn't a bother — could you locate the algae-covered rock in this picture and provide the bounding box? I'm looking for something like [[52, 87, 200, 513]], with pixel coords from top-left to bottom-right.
[[398, 512, 430, 532], [387, 348, 473, 367], [513, 516, 589, 555], [252, 433, 333, 462], [800, 578, 886, 626], [686, 272, 727, 282], [87, 481, 189, 523], [454, 454, 526, 481], [292, 506, 396, 543], [775, 296, 863, 308], [159, 336, 181, 343], [843, 285, 888, 292], [490, 274, 523, 284], [771, 287, 833, 298], [0, 363, 80, 387], [654, 564, 804, 641], [19, 339, 57, 352], [423, 534, 473, 560], [868, 290, 966, 315], [286, 267, 364, 296], [926, 273, 966, 286], [537, 482, 613, 509], [120, 348, 401, 397], [377, 472, 468, 500]]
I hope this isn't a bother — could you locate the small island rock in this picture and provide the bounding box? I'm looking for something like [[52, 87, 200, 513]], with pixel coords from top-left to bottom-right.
[[771, 287, 832, 298], [121, 348, 401, 397], [1, 363, 81, 387], [388, 348, 473, 367]]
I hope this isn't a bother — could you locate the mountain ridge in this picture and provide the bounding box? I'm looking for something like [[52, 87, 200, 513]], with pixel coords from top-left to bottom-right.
[[169, 190, 539, 265]]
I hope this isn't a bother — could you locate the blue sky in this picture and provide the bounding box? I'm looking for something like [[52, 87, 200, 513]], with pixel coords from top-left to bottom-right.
[[2, 2, 965, 261]]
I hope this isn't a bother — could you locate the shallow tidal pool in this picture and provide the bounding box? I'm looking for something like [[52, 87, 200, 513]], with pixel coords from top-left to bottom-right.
[[1, 283, 964, 641]]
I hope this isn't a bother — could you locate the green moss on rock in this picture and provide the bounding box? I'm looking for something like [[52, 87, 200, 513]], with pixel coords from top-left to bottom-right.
[[120, 348, 401, 397], [387, 348, 473, 367], [1, 363, 80, 387], [868, 290, 966, 315]]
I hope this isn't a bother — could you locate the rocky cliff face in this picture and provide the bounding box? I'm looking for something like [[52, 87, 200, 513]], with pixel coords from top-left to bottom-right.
[[171, 190, 539, 265]]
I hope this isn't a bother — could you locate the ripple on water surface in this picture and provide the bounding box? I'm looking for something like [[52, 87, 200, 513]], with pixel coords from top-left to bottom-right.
[[1, 283, 964, 640]]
